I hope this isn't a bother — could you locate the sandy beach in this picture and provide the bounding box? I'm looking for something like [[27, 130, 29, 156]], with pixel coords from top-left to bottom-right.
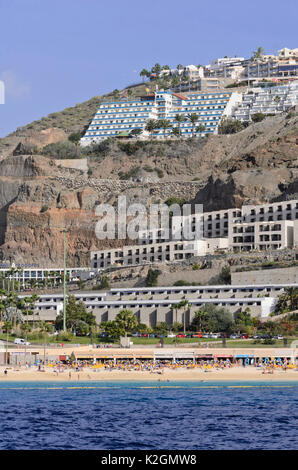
[[0, 365, 297, 382]]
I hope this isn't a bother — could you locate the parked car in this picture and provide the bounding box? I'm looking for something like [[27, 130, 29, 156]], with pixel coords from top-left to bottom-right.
[[141, 333, 148, 337], [202, 334, 210, 338], [149, 334, 156, 338], [131, 332, 140, 337], [167, 333, 176, 338], [14, 338, 30, 345], [176, 334, 185, 338], [210, 333, 220, 339], [240, 334, 249, 339], [273, 335, 283, 340], [229, 334, 238, 339]]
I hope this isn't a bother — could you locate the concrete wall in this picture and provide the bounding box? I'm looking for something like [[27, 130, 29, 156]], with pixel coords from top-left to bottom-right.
[[158, 267, 221, 285], [232, 266, 298, 284]]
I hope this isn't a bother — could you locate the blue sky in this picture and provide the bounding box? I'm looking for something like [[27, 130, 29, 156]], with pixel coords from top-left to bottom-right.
[[0, 0, 297, 137]]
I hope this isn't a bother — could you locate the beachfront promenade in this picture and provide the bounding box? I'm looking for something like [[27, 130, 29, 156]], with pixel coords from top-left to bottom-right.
[[1, 344, 298, 382], [3, 344, 298, 365]]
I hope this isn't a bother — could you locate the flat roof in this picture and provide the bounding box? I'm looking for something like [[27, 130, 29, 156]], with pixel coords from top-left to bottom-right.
[[109, 283, 296, 292]]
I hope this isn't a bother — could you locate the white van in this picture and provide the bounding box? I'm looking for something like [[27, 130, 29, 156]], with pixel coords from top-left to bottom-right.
[[14, 338, 30, 345]]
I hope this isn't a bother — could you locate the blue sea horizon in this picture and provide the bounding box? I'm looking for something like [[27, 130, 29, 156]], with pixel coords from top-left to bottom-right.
[[0, 380, 297, 450]]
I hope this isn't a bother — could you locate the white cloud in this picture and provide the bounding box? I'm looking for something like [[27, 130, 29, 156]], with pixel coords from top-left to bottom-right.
[[0, 70, 30, 99]]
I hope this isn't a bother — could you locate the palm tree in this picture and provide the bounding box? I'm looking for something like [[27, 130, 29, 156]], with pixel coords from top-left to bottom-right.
[[284, 287, 298, 311], [20, 322, 31, 358], [140, 69, 149, 82], [151, 63, 161, 77], [3, 320, 12, 365], [145, 119, 158, 139], [187, 113, 199, 138], [0, 288, 6, 333], [251, 47, 264, 61], [193, 309, 208, 332], [161, 65, 170, 76], [175, 114, 185, 136], [8, 267, 23, 292], [170, 127, 180, 138], [277, 287, 298, 313], [158, 119, 172, 139], [171, 76, 180, 88], [5, 292, 18, 331], [114, 309, 139, 337], [170, 303, 181, 325], [179, 300, 191, 334], [29, 293, 40, 329], [43, 271, 50, 289], [196, 123, 206, 135], [22, 296, 33, 324], [39, 321, 51, 363]]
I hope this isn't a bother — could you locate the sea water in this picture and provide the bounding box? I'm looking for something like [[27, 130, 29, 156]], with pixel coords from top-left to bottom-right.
[[0, 381, 297, 450]]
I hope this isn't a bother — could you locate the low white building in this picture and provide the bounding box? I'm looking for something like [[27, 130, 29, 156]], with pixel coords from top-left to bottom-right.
[[278, 48, 298, 59], [27, 283, 292, 323], [209, 57, 245, 71], [91, 238, 228, 270]]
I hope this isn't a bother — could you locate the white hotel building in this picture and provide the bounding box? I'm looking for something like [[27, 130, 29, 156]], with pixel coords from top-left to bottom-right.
[[91, 199, 298, 269], [25, 283, 293, 323], [80, 91, 241, 145], [232, 80, 298, 121]]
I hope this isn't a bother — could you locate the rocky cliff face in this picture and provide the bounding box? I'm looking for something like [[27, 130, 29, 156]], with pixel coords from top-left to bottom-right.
[[0, 111, 297, 266]]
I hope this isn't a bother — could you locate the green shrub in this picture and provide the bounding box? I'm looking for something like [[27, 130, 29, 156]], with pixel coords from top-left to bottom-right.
[[218, 118, 247, 135], [118, 166, 140, 180], [165, 197, 187, 207], [146, 268, 160, 287], [42, 141, 82, 159], [251, 113, 266, 123], [68, 132, 82, 144], [173, 280, 191, 286], [56, 331, 75, 342], [156, 168, 164, 178]]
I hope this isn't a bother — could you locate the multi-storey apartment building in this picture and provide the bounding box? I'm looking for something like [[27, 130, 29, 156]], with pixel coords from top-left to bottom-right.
[[91, 238, 229, 270], [232, 80, 298, 121], [152, 91, 241, 139], [91, 199, 298, 269], [80, 90, 239, 145], [27, 283, 293, 323], [229, 200, 298, 251], [201, 200, 298, 251], [230, 220, 294, 252]]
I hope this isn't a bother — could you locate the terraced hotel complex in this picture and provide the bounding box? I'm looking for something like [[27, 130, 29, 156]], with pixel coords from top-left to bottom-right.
[[80, 90, 241, 144]]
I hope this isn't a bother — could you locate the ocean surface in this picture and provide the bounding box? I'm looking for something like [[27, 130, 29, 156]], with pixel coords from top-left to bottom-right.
[[0, 381, 297, 450]]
